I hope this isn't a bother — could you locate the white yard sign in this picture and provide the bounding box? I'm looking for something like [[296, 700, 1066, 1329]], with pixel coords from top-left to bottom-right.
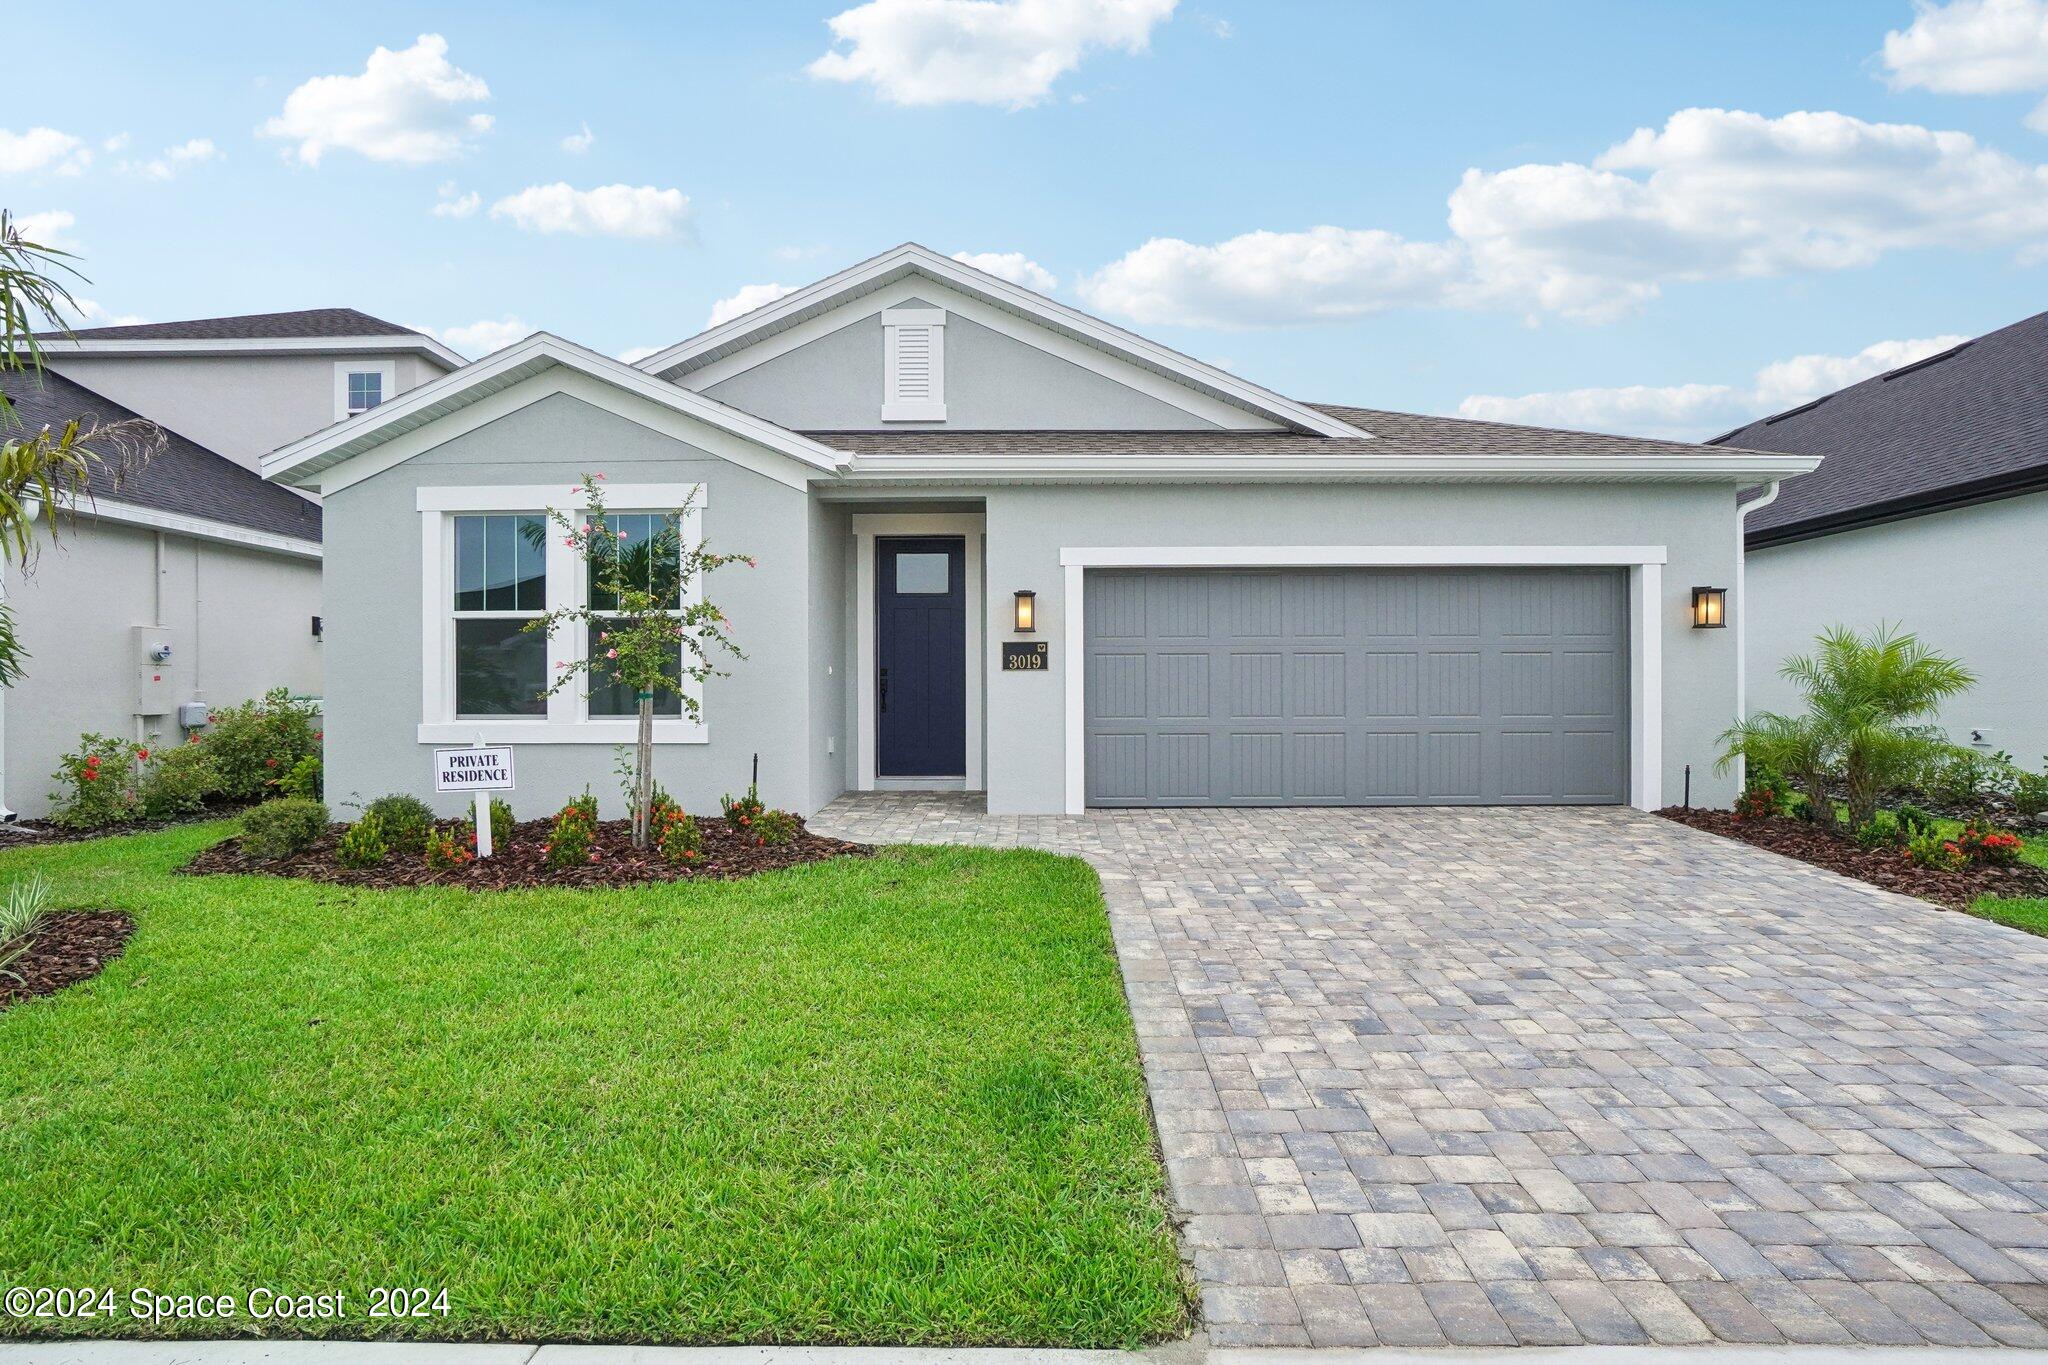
[[434, 745, 514, 857]]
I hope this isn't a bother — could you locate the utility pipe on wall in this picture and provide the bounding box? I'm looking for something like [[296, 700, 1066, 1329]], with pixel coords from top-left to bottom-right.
[[1732, 479, 1783, 789]]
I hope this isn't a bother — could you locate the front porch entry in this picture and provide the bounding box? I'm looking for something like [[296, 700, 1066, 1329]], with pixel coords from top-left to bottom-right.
[[853, 513, 985, 791]]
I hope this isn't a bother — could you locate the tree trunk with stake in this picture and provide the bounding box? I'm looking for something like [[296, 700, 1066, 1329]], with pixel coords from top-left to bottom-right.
[[633, 691, 655, 848]]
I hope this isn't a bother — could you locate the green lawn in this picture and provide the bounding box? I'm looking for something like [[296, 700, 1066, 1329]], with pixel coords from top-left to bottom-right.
[[0, 824, 1191, 1346]]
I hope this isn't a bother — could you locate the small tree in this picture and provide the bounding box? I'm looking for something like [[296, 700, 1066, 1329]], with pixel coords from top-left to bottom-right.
[[525, 475, 750, 848], [1719, 624, 1976, 831]]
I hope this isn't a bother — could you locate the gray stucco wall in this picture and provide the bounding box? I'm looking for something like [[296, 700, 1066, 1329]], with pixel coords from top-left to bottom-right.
[[703, 297, 1229, 431], [47, 351, 445, 470], [806, 502, 853, 812], [1748, 491, 2048, 766], [321, 388, 825, 820], [2, 521, 322, 817], [979, 482, 1745, 814]]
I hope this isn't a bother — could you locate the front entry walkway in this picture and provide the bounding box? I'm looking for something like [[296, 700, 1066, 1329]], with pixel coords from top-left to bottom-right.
[[815, 794, 2048, 1350]]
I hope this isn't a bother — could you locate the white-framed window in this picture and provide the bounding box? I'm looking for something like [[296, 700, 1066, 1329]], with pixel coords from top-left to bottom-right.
[[881, 306, 946, 422], [416, 484, 708, 745], [335, 359, 397, 420]]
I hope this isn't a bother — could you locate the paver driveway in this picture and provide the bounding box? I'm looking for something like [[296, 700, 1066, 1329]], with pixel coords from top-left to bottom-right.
[[815, 794, 2048, 1349]]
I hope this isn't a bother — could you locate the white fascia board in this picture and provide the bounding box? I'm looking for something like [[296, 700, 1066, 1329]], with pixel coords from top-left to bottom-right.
[[84, 498, 322, 559], [1059, 545, 1668, 568], [36, 333, 467, 369], [262, 333, 847, 489], [632, 242, 1369, 439], [830, 451, 1822, 484]]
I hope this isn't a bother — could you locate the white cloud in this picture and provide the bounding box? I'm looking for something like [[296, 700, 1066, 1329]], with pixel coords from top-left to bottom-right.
[[1457, 334, 1971, 441], [65, 297, 149, 328], [616, 344, 663, 364], [9, 211, 77, 248], [1883, 0, 2048, 130], [260, 34, 492, 166], [420, 316, 532, 356], [705, 282, 798, 327], [121, 137, 222, 181], [489, 183, 692, 238], [0, 127, 90, 176], [1085, 107, 2048, 326], [951, 250, 1058, 291], [808, 0, 1177, 108], [1078, 226, 1467, 327], [101, 132, 131, 153], [431, 182, 481, 217], [561, 122, 596, 154]]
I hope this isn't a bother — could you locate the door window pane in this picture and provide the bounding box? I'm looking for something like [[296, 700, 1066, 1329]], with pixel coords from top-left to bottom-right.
[[455, 618, 545, 715], [894, 552, 950, 594], [586, 622, 683, 717]]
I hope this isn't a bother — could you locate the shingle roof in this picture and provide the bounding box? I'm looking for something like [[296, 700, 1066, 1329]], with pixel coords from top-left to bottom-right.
[[809, 404, 1776, 459], [1714, 313, 2048, 544], [47, 307, 417, 342], [0, 368, 321, 544]]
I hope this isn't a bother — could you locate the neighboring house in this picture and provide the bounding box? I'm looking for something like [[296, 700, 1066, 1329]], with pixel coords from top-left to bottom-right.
[[1718, 312, 2048, 766], [264, 244, 1813, 819], [0, 310, 462, 819]]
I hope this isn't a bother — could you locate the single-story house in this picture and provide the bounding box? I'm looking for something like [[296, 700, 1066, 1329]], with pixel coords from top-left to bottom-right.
[[264, 244, 1815, 818], [0, 311, 461, 819], [1719, 311, 2048, 765]]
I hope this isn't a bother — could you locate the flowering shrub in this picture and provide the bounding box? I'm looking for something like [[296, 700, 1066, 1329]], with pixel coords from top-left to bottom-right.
[[240, 798, 328, 861], [423, 826, 474, 870], [335, 813, 389, 869], [137, 743, 221, 820], [1732, 781, 1782, 822], [1905, 833, 1968, 872], [1957, 819, 2024, 866], [205, 688, 321, 800], [721, 784, 766, 831], [278, 754, 322, 801], [755, 809, 799, 847], [545, 794, 599, 869], [490, 798, 515, 850], [655, 807, 704, 864], [49, 734, 143, 830], [363, 794, 435, 856]]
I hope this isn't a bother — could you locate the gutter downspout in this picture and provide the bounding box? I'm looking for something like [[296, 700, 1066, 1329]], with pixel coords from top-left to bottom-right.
[[1733, 480, 1783, 788]]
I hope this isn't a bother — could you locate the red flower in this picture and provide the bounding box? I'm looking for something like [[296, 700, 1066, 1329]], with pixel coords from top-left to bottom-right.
[[314, 731, 324, 740], [84, 755, 100, 769], [136, 748, 150, 761], [82, 770, 98, 782], [265, 758, 279, 768]]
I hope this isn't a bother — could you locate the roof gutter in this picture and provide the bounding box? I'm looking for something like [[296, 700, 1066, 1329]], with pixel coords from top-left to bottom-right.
[[833, 451, 1821, 484]]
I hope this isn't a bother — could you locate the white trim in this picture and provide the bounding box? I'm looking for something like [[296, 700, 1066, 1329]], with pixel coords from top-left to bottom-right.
[[676, 274, 1280, 433], [847, 451, 1821, 485], [635, 243, 1361, 437], [1058, 545, 1669, 814], [334, 358, 396, 422], [880, 307, 947, 423], [264, 333, 847, 489], [852, 513, 985, 792], [37, 333, 466, 368], [1059, 545, 1669, 568], [417, 484, 711, 746], [85, 498, 321, 559]]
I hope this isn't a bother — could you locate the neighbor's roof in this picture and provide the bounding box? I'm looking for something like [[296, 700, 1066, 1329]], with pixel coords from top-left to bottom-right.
[[50, 307, 417, 341], [1715, 312, 2048, 545], [1, 367, 322, 546]]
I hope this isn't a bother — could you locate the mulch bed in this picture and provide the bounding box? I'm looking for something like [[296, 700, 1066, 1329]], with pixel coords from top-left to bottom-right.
[[182, 815, 870, 890], [1659, 807, 2048, 910], [0, 800, 254, 847], [0, 911, 136, 1013]]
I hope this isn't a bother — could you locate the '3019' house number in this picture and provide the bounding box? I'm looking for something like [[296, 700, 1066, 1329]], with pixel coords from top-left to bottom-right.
[[1002, 641, 1049, 671]]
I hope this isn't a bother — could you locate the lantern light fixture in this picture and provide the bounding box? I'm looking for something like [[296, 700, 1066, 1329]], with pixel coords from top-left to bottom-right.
[[1013, 589, 1036, 634], [1690, 585, 1728, 629]]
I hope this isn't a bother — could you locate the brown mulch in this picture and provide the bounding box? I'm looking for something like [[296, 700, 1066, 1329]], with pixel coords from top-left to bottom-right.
[[181, 815, 870, 890], [0, 911, 137, 1013], [0, 799, 255, 847], [1658, 807, 2048, 910]]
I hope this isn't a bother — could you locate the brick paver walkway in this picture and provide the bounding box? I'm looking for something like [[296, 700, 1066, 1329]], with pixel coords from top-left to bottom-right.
[[815, 794, 2048, 1348]]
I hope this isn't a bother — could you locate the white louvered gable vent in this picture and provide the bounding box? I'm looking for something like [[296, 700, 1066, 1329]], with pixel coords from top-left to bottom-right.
[[881, 307, 947, 421]]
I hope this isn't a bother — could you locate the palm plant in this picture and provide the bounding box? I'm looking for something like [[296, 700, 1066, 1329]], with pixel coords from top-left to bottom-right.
[[1719, 624, 1976, 831], [0, 871, 53, 981], [0, 210, 162, 682]]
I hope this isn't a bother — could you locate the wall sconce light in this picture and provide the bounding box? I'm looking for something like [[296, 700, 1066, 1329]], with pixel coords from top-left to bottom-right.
[[1690, 586, 1727, 629], [1013, 589, 1036, 634]]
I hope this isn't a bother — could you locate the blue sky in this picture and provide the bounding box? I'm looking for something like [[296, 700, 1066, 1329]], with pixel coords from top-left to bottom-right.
[[9, 0, 2048, 439]]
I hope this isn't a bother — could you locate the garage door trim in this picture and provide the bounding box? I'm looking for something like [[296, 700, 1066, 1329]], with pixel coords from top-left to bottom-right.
[[1059, 545, 1666, 814]]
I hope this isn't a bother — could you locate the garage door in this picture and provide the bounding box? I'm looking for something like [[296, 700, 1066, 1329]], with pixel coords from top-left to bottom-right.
[[1083, 568, 1628, 806]]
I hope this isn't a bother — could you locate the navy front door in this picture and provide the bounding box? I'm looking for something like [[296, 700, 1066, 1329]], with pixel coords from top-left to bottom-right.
[[876, 537, 966, 777]]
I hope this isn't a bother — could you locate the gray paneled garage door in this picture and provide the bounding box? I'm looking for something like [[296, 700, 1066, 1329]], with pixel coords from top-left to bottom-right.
[[1083, 568, 1628, 806]]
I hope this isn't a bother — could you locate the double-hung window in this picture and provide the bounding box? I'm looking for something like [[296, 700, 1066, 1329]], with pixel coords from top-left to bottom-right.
[[451, 514, 547, 716], [418, 483, 709, 744]]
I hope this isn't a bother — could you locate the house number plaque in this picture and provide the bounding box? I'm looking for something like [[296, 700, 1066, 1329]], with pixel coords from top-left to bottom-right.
[[1002, 641, 1049, 671]]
